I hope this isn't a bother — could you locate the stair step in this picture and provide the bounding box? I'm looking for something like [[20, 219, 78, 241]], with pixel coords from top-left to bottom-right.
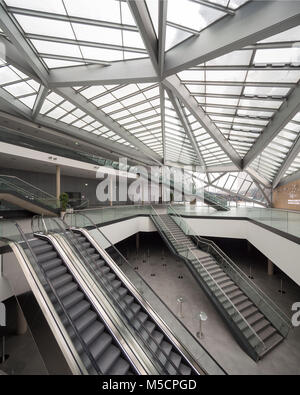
[[81, 321, 105, 346], [107, 357, 130, 375], [33, 244, 53, 255], [258, 325, 276, 342], [62, 291, 84, 310], [68, 300, 91, 321], [46, 265, 67, 280], [57, 282, 78, 299], [38, 251, 58, 263], [98, 345, 121, 374], [42, 258, 62, 271], [73, 311, 97, 333], [52, 274, 73, 289]]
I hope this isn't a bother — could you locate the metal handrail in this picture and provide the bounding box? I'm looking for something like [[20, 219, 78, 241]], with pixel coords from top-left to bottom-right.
[[14, 222, 102, 375], [151, 206, 266, 353], [168, 204, 292, 329], [38, 216, 183, 375]]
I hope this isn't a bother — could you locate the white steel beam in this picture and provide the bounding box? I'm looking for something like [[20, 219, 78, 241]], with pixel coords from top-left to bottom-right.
[[163, 75, 242, 169], [48, 59, 157, 88], [243, 84, 300, 168], [164, 0, 300, 76], [273, 136, 300, 188], [0, 1, 48, 85]]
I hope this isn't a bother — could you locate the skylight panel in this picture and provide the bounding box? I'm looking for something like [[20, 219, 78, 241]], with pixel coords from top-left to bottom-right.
[[178, 70, 205, 81], [80, 46, 124, 62], [72, 24, 122, 46], [206, 70, 247, 82], [60, 101, 76, 112], [167, 0, 225, 32], [72, 108, 85, 118], [0, 66, 21, 85], [4, 81, 36, 96], [15, 14, 75, 40], [81, 86, 107, 100], [60, 114, 77, 124], [123, 31, 146, 49], [243, 86, 290, 97], [19, 95, 37, 109], [63, 0, 121, 23], [5, 0, 67, 14], [247, 70, 300, 83], [165, 25, 192, 51], [47, 92, 64, 104], [43, 59, 83, 69], [113, 85, 139, 99], [47, 107, 68, 120], [205, 50, 252, 66], [254, 48, 300, 65], [121, 93, 146, 107], [92, 93, 115, 107], [31, 39, 82, 58]]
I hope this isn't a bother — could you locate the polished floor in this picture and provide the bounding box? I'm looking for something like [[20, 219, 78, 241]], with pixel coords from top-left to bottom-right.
[[122, 233, 300, 375]]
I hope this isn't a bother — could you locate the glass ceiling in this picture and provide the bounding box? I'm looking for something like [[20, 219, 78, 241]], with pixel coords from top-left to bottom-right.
[[0, 0, 299, 194]]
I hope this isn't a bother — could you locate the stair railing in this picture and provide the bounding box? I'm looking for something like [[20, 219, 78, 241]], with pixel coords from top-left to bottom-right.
[[168, 204, 292, 337], [151, 206, 267, 354]]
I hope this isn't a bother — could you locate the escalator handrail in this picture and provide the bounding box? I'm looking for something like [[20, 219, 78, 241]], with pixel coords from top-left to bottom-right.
[[15, 223, 103, 375]]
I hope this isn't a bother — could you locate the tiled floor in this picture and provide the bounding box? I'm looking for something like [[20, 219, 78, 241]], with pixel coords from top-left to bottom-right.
[[123, 233, 300, 375]]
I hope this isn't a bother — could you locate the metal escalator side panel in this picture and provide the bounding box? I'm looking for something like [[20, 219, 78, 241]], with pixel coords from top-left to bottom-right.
[[46, 233, 152, 375], [9, 241, 88, 375], [79, 228, 206, 376]]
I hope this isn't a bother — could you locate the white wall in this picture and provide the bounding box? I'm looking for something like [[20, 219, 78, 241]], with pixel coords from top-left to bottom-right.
[[89, 216, 156, 249], [184, 217, 300, 286]]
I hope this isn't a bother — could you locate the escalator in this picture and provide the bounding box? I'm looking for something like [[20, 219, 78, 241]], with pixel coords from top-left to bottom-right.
[[10, 217, 205, 375], [151, 207, 291, 361], [27, 236, 138, 375], [0, 175, 59, 215], [66, 228, 201, 375]]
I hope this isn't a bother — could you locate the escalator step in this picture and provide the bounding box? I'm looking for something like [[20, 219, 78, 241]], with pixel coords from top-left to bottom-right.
[[90, 333, 112, 360], [52, 274, 73, 289], [107, 357, 131, 375], [68, 300, 91, 321], [62, 291, 84, 309], [46, 265, 67, 280], [42, 258, 62, 271], [179, 363, 192, 375], [29, 239, 48, 248], [32, 244, 53, 255], [38, 251, 58, 263], [156, 341, 173, 365], [74, 310, 97, 333], [81, 321, 105, 346], [98, 345, 121, 374], [57, 282, 78, 299]]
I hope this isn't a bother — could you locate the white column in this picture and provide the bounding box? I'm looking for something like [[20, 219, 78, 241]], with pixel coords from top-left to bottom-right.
[[268, 259, 274, 276], [56, 165, 61, 201]]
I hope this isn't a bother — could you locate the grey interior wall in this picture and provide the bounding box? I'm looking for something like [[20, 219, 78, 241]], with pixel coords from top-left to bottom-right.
[[0, 167, 136, 206]]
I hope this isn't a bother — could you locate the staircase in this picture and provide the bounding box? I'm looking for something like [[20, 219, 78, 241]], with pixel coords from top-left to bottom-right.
[[203, 190, 229, 211], [151, 212, 288, 361]]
